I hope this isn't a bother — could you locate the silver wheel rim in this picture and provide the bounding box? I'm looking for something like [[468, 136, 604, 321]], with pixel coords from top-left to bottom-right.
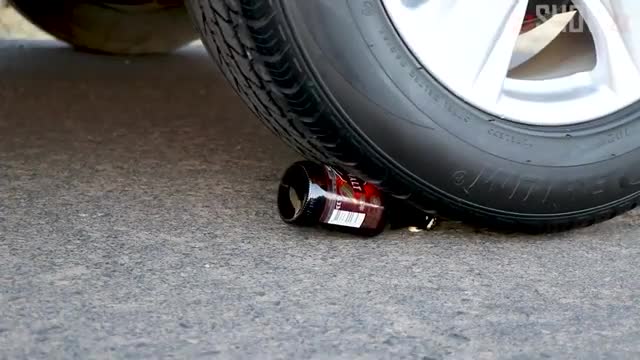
[[381, 0, 640, 126]]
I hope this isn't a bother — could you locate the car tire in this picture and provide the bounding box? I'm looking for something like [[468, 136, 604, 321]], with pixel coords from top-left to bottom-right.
[[12, 0, 197, 54], [187, 0, 640, 232]]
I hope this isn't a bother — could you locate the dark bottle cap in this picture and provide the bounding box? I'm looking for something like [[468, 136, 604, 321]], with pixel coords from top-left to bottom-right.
[[277, 161, 327, 226]]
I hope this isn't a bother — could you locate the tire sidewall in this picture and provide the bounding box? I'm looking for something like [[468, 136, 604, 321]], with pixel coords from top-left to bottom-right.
[[280, 0, 640, 216]]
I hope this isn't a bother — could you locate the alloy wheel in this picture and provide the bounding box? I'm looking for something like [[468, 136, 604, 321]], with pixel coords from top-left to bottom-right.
[[382, 0, 640, 126]]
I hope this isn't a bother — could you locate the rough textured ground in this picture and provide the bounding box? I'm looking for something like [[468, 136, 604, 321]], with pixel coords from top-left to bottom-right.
[[1, 41, 639, 359]]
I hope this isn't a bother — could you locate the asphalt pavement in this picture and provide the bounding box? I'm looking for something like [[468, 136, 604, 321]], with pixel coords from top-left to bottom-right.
[[1, 41, 640, 359]]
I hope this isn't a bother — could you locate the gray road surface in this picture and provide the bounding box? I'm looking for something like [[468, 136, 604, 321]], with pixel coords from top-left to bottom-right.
[[1, 41, 639, 359]]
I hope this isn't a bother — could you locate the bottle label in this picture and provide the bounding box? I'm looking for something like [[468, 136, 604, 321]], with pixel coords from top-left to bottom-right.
[[327, 209, 367, 228], [319, 166, 384, 230]]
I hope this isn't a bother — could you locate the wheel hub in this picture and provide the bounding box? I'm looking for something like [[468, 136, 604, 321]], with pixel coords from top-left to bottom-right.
[[382, 0, 640, 126]]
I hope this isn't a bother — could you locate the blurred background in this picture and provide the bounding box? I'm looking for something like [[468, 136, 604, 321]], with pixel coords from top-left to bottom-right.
[[0, 1, 50, 39]]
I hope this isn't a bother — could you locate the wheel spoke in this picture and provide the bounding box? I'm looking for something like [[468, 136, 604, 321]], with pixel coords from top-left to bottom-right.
[[382, 0, 640, 125], [384, 0, 527, 103], [573, 0, 640, 95]]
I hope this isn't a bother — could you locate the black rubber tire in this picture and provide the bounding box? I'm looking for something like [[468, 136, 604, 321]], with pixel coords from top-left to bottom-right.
[[12, 0, 197, 54], [187, 0, 640, 232]]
